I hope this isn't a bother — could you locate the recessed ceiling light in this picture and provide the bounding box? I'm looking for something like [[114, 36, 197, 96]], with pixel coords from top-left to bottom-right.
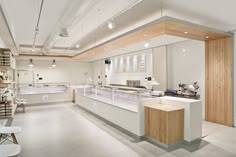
[[143, 34, 148, 37], [144, 42, 150, 48], [184, 31, 188, 34], [107, 21, 115, 29], [31, 49, 35, 52], [76, 44, 80, 48], [205, 36, 209, 39]]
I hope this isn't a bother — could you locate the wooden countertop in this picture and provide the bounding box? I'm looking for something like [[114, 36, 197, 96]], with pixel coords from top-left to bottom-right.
[[145, 104, 184, 112]]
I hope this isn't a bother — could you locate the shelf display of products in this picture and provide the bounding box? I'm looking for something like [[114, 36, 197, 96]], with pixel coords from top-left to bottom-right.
[[0, 51, 16, 68], [0, 49, 15, 119], [0, 101, 13, 119]]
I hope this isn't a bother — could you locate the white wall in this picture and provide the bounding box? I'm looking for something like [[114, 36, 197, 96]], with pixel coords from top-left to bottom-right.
[[234, 33, 236, 127], [107, 49, 153, 86], [167, 40, 205, 118], [16, 60, 92, 85], [152, 46, 167, 91], [91, 49, 153, 86], [91, 60, 106, 85], [16, 60, 92, 104], [0, 36, 6, 48]]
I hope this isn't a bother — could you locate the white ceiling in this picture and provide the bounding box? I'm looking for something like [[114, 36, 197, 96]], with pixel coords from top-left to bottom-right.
[[2, 0, 71, 45], [1, 0, 236, 57]]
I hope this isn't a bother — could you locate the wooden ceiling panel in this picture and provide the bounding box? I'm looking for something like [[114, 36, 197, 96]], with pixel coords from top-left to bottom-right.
[[71, 17, 233, 60], [165, 20, 229, 41]]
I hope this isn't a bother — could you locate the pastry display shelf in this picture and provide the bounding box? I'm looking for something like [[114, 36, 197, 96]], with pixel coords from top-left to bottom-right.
[[0, 50, 15, 119]]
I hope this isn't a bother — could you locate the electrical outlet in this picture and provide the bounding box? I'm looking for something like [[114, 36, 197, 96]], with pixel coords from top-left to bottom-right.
[[42, 95, 48, 101]]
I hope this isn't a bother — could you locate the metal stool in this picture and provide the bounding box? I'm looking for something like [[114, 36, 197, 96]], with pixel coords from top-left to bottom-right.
[[16, 98, 27, 113]]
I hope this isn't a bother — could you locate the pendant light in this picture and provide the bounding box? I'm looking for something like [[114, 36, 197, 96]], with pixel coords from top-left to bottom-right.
[[52, 59, 56, 67], [28, 59, 34, 67]]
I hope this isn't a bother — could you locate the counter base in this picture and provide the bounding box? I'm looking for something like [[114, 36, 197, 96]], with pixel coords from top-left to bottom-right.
[[77, 105, 143, 142]]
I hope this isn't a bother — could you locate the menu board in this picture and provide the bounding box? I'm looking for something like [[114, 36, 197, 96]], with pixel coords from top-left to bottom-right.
[[136, 55, 146, 72], [113, 54, 146, 73]]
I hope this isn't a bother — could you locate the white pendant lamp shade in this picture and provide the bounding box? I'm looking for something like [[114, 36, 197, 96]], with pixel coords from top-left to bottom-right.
[[28, 59, 34, 67], [52, 59, 56, 67]]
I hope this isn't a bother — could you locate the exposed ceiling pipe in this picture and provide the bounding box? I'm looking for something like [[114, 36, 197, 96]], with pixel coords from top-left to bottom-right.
[[41, 0, 99, 53], [69, 0, 143, 57], [32, 0, 44, 51]]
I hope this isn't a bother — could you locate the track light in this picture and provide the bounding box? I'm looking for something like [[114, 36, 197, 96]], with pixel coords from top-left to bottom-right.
[[52, 59, 56, 67], [107, 21, 115, 29], [28, 59, 34, 67]]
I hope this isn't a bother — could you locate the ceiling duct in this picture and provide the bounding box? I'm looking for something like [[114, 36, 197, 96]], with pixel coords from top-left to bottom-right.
[[59, 28, 69, 37]]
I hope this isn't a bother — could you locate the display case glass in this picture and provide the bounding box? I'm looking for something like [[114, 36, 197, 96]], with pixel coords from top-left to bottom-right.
[[17, 82, 70, 95], [77, 85, 145, 112]]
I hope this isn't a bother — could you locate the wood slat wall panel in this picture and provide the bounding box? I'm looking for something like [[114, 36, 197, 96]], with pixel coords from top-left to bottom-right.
[[205, 37, 233, 126]]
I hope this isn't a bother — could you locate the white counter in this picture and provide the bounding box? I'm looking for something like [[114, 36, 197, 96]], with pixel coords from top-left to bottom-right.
[[75, 86, 202, 142]]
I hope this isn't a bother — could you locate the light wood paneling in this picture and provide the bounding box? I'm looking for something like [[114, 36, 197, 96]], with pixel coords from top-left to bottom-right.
[[205, 37, 233, 126], [145, 104, 184, 145], [74, 17, 231, 60], [165, 20, 228, 41]]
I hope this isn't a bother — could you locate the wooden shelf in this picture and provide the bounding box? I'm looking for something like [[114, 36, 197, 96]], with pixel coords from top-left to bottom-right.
[[0, 65, 14, 71], [0, 48, 10, 52]]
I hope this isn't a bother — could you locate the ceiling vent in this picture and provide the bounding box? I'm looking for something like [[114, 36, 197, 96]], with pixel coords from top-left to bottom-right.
[[59, 28, 69, 37]]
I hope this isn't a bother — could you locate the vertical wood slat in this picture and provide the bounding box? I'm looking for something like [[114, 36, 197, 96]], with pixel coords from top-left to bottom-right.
[[205, 37, 233, 126], [145, 106, 184, 144]]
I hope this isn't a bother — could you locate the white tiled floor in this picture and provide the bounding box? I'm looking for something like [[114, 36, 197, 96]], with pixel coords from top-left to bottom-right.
[[8, 103, 236, 157]]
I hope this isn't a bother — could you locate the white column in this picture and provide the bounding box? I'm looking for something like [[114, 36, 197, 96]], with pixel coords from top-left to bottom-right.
[[234, 33, 236, 127]]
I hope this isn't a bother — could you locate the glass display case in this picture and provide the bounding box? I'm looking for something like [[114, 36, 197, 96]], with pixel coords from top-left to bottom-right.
[[77, 85, 145, 112], [17, 82, 70, 95]]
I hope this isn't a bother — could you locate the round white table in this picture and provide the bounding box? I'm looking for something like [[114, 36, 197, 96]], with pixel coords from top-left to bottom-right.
[[0, 144, 21, 157]]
